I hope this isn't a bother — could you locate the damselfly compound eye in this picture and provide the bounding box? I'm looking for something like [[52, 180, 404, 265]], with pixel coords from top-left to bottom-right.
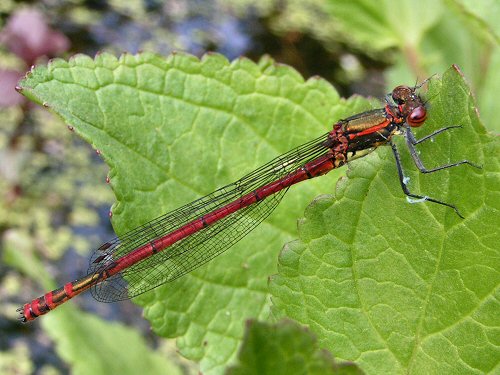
[[408, 106, 427, 127]]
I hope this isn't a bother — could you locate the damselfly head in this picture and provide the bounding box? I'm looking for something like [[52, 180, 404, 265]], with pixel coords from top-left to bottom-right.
[[390, 85, 427, 127], [391, 85, 414, 105]]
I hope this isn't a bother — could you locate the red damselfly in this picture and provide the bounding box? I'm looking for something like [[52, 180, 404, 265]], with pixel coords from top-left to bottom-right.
[[19, 80, 480, 322]]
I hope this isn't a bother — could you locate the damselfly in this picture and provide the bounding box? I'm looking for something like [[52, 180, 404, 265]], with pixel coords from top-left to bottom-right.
[[19, 80, 480, 322]]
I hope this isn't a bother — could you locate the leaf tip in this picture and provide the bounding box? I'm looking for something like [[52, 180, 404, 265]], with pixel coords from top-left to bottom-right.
[[451, 64, 464, 77]]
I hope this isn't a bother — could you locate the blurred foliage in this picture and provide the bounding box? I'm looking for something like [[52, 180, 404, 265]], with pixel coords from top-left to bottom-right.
[[0, 0, 498, 374], [0, 341, 32, 375], [227, 320, 365, 374]]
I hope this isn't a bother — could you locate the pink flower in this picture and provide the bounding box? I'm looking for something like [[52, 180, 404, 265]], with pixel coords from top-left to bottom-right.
[[0, 69, 24, 107], [0, 8, 70, 65]]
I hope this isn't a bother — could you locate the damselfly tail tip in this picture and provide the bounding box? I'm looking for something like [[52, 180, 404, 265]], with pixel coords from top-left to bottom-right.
[[16, 307, 28, 323]]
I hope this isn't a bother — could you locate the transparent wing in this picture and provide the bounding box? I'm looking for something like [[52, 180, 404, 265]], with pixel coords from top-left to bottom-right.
[[88, 132, 331, 302]]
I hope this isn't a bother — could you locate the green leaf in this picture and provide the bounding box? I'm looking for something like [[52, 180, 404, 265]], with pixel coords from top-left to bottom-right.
[[325, 0, 443, 53], [18, 52, 373, 373], [270, 66, 500, 374], [446, 0, 500, 44], [226, 320, 364, 375], [42, 306, 183, 375]]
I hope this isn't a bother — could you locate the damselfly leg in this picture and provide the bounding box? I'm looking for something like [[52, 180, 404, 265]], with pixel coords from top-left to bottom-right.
[[390, 125, 481, 218], [403, 126, 482, 173], [390, 141, 465, 217], [408, 125, 462, 145]]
